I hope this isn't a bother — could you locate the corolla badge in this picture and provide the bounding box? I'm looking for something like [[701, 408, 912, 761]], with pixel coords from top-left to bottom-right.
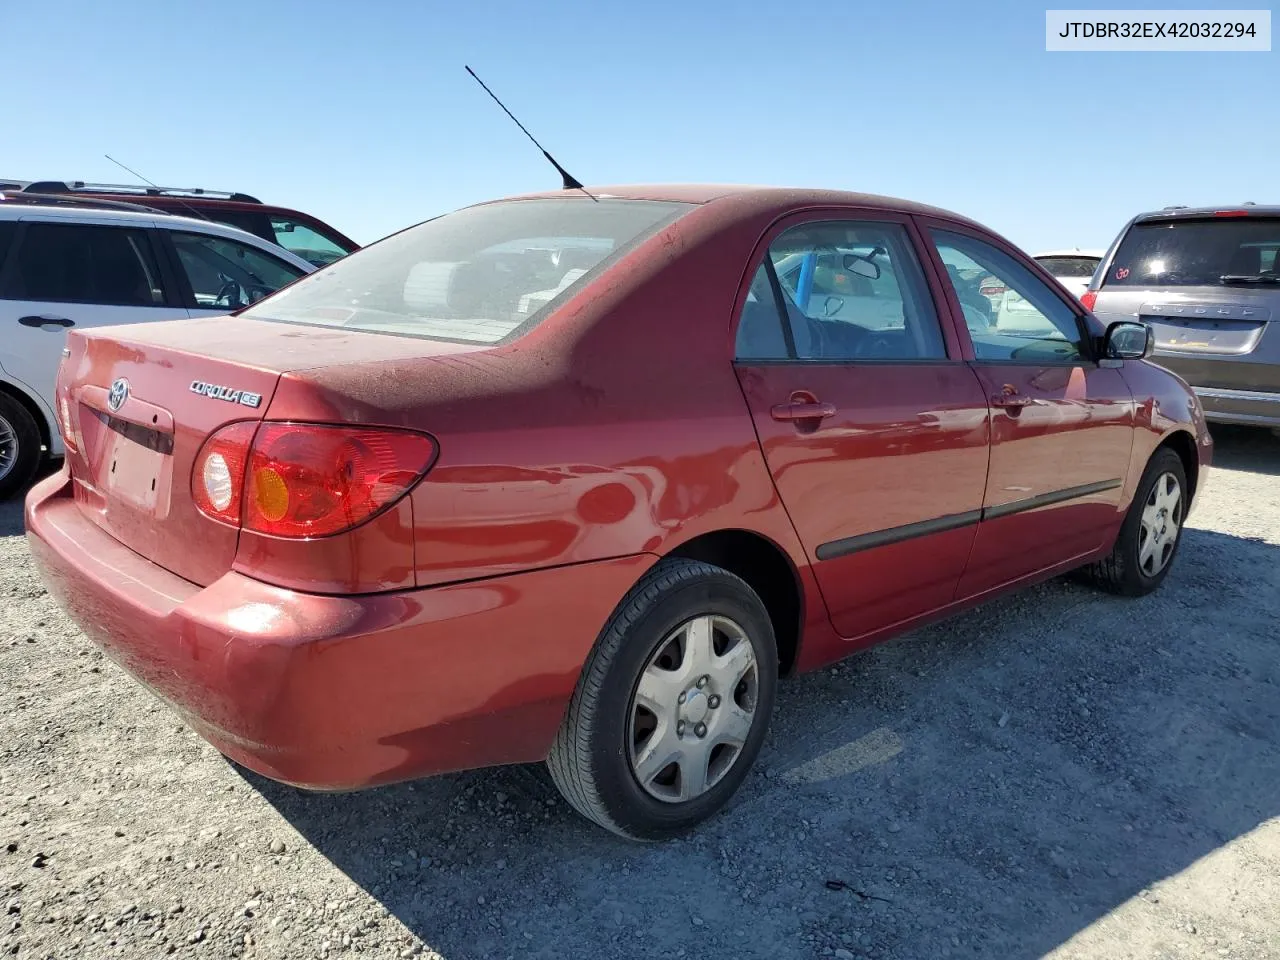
[[107, 378, 130, 412], [189, 380, 263, 408]]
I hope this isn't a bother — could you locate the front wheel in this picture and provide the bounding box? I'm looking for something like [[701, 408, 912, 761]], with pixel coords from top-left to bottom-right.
[[547, 558, 778, 840], [1085, 447, 1188, 596]]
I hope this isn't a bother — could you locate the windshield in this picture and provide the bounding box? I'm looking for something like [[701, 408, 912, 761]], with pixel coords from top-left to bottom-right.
[[1104, 217, 1280, 286], [242, 198, 691, 343], [1035, 255, 1099, 278]]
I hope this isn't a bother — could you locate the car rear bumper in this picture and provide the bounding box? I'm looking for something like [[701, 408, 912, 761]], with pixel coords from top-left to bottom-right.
[[1192, 386, 1280, 427], [1150, 351, 1280, 426], [25, 470, 654, 790]]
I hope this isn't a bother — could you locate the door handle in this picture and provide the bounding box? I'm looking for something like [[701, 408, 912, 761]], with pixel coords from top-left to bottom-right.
[[19, 315, 75, 329], [990, 392, 1045, 409], [771, 399, 837, 422]]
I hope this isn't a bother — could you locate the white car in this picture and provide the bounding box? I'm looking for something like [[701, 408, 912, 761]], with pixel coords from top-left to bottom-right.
[[1032, 248, 1105, 299], [0, 194, 315, 497]]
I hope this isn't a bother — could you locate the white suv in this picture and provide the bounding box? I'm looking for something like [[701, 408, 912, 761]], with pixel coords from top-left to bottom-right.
[[0, 195, 315, 498]]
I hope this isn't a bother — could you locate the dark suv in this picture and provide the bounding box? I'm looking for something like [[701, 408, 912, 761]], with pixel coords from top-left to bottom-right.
[[0, 179, 357, 268], [1085, 205, 1280, 431]]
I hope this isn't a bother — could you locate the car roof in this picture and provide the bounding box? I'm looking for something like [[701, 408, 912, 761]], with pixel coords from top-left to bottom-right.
[[0, 198, 316, 271], [1133, 204, 1280, 222], [1033, 249, 1105, 258], [492, 183, 990, 228]]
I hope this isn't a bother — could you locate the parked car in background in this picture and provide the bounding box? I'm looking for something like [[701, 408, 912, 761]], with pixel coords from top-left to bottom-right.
[[984, 249, 1106, 335], [1084, 205, 1280, 431], [0, 193, 314, 497], [0, 179, 357, 268], [1034, 248, 1105, 298], [25, 185, 1211, 841]]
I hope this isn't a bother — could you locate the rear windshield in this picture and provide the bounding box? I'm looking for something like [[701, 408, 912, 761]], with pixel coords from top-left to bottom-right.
[[1035, 256, 1099, 278], [242, 198, 691, 343], [1104, 217, 1280, 287]]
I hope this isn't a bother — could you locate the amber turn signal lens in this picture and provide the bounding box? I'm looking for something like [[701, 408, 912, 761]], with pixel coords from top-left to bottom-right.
[[251, 466, 290, 522]]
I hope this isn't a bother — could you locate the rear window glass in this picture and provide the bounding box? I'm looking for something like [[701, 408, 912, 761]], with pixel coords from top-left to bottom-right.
[[242, 198, 691, 343], [1105, 217, 1280, 287], [1035, 256, 1099, 278]]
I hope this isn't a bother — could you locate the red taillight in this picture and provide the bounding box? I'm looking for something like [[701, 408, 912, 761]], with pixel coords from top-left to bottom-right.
[[192, 421, 257, 526], [192, 422, 436, 537], [1080, 290, 1098, 311], [244, 424, 436, 538], [1213, 210, 1250, 218]]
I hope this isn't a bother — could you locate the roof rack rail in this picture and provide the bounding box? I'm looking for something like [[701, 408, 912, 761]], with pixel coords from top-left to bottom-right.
[[0, 191, 170, 215], [1162, 205, 1188, 210], [20, 180, 262, 204]]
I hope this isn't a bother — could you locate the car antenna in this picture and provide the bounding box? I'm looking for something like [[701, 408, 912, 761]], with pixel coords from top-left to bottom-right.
[[103, 154, 213, 222], [464, 66, 597, 201]]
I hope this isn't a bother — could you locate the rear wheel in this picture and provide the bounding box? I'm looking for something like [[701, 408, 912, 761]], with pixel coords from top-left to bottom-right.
[[0, 393, 42, 501], [1085, 447, 1187, 596], [547, 558, 778, 840]]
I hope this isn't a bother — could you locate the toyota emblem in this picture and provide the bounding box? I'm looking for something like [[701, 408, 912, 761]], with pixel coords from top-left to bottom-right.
[[107, 378, 130, 413]]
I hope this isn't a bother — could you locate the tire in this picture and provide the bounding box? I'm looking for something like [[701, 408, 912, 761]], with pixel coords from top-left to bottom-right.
[[0, 392, 43, 501], [1085, 447, 1188, 597], [547, 558, 778, 841]]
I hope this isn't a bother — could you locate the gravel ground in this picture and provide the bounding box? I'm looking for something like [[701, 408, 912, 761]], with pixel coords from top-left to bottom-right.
[[1, 426, 1278, 960]]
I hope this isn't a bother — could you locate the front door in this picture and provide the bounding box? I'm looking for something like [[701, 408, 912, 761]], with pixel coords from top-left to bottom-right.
[[733, 214, 991, 640], [0, 220, 185, 409], [924, 225, 1136, 598]]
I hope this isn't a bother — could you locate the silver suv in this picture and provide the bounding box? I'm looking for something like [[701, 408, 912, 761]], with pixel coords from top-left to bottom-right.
[[1085, 205, 1280, 431], [0, 193, 315, 498]]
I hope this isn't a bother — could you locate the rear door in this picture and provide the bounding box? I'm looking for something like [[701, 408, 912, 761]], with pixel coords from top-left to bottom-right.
[[923, 224, 1135, 598], [0, 219, 186, 411], [733, 212, 991, 641], [158, 229, 309, 315]]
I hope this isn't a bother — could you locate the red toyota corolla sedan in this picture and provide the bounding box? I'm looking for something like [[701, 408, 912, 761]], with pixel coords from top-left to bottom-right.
[[26, 185, 1212, 840]]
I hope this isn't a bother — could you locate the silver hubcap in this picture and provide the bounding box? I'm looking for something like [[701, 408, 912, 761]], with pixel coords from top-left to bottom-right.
[[0, 415, 16, 482], [1138, 471, 1182, 577], [628, 615, 759, 803]]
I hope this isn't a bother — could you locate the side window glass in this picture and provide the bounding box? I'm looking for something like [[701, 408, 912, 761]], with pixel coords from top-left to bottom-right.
[[767, 221, 946, 361], [734, 264, 789, 359], [4, 223, 166, 306], [270, 217, 351, 267], [931, 230, 1086, 363], [0, 222, 17, 278], [171, 232, 305, 310]]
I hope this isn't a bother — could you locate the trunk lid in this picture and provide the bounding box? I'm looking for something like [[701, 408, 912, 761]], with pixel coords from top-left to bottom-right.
[[58, 315, 480, 586]]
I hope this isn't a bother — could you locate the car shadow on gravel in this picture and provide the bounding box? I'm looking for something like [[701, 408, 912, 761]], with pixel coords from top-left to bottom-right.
[[241, 521, 1280, 960], [1210, 424, 1280, 476], [0, 501, 22, 538], [1, 459, 60, 535]]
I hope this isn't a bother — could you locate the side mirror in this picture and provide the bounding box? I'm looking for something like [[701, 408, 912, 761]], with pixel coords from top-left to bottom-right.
[[842, 253, 881, 280], [1104, 320, 1154, 360]]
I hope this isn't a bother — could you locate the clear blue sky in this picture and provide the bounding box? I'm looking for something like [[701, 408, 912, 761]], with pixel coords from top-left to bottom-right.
[[5, 0, 1275, 252]]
